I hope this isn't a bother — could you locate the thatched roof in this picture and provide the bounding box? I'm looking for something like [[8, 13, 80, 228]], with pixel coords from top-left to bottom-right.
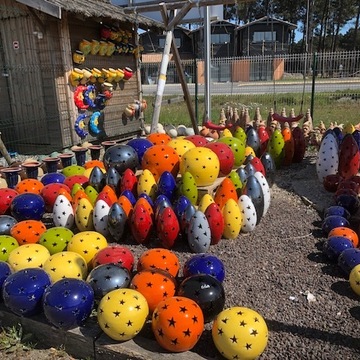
[[33, 0, 164, 31]]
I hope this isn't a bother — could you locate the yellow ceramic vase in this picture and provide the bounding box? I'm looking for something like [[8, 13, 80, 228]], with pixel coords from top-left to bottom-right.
[[114, 68, 125, 82], [90, 68, 102, 83]]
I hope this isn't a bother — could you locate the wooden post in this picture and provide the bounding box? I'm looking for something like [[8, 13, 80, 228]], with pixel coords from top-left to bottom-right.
[[58, 11, 78, 145], [0, 133, 12, 165]]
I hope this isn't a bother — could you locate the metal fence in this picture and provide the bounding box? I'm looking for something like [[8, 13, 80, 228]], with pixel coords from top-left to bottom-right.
[[141, 50, 360, 84]]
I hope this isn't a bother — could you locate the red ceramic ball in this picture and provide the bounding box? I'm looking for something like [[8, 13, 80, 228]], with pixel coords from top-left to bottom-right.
[[40, 183, 71, 212], [141, 145, 180, 182], [323, 174, 343, 193], [204, 142, 235, 176], [92, 244, 135, 272], [185, 135, 209, 147], [63, 175, 89, 192], [0, 188, 18, 215]]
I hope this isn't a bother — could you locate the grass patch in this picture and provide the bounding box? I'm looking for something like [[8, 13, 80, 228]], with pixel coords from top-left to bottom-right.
[[143, 90, 360, 129]]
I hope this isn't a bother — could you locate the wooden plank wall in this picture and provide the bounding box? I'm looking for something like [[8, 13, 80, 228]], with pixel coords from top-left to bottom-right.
[[0, 0, 49, 153]]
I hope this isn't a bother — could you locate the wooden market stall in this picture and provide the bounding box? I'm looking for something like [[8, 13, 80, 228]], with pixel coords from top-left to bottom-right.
[[0, 0, 162, 154]]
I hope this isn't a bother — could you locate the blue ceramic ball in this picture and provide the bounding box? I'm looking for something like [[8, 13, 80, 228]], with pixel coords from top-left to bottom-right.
[[323, 206, 351, 220], [183, 254, 226, 283], [2, 268, 51, 316], [321, 215, 350, 236], [42, 278, 94, 330], [323, 236, 354, 262], [338, 248, 360, 276], [10, 193, 46, 221], [127, 138, 153, 163], [0, 261, 12, 300], [41, 172, 66, 186]]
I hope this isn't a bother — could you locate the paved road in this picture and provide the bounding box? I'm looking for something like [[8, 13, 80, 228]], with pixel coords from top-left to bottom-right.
[[142, 80, 360, 96]]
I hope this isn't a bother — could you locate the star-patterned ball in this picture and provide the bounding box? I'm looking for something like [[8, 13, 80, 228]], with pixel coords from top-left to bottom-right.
[[86, 263, 131, 301], [137, 248, 180, 277], [42, 278, 94, 329], [151, 296, 204, 352], [67, 231, 108, 267], [349, 263, 360, 296], [212, 306, 268, 360], [0, 235, 19, 262], [7, 243, 50, 272], [130, 268, 176, 313], [9, 219, 47, 245], [38, 227, 74, 254], [43, 251, 88, 283], [97, 288, 149, 341], [3, 268, 51, 316], [179, 147, 220, 187]]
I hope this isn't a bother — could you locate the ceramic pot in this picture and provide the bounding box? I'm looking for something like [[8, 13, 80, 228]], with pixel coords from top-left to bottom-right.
[[43, 157, 60, 173], [73, 50, 85, 65], [73, 147, 88, 167], [89, 145, 103, 161], [90, 40, 100, 55], [101, 141, 116, 151], [123, 67, 133, 81], [98, 41, 108, 56], [0, 166, 22, 188], [79, 39, 92, 56], [22, 161, 42, 179], [59, 153, 74, 168]]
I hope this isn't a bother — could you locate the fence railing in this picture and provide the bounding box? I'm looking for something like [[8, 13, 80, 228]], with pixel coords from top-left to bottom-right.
[[140, 50, 360, 84]]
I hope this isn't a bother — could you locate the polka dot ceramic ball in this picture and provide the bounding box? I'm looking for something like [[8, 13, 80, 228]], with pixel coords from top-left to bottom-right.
[[180, 147, 220, 186]]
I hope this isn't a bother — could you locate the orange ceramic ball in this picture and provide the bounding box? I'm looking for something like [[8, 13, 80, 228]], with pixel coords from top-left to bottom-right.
[[83, 160, 105, 170], [10, 220, 47, 244], [141, 145, 180, 182], [328, 227, 359, 247], [130, 269, 177, 313], [146, 132, 171, 146], [152, 296, 204, 352], [180, 147, 220, 186], [167, 138, 196, 159], [15, 179, 44, 194], [137, 248, 180, 277]]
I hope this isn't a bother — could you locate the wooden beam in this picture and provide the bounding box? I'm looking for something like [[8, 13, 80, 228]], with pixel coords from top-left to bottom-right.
[[166, 0, 193, 31], [16, 0, 61, 19], [123, 0, 256, 14]]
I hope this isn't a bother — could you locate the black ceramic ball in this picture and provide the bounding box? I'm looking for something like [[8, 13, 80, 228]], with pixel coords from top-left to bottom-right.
[[103, 144, 139, 176]]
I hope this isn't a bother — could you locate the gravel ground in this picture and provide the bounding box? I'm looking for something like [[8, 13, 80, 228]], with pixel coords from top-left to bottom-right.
[[0, 151, 359, 360]]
